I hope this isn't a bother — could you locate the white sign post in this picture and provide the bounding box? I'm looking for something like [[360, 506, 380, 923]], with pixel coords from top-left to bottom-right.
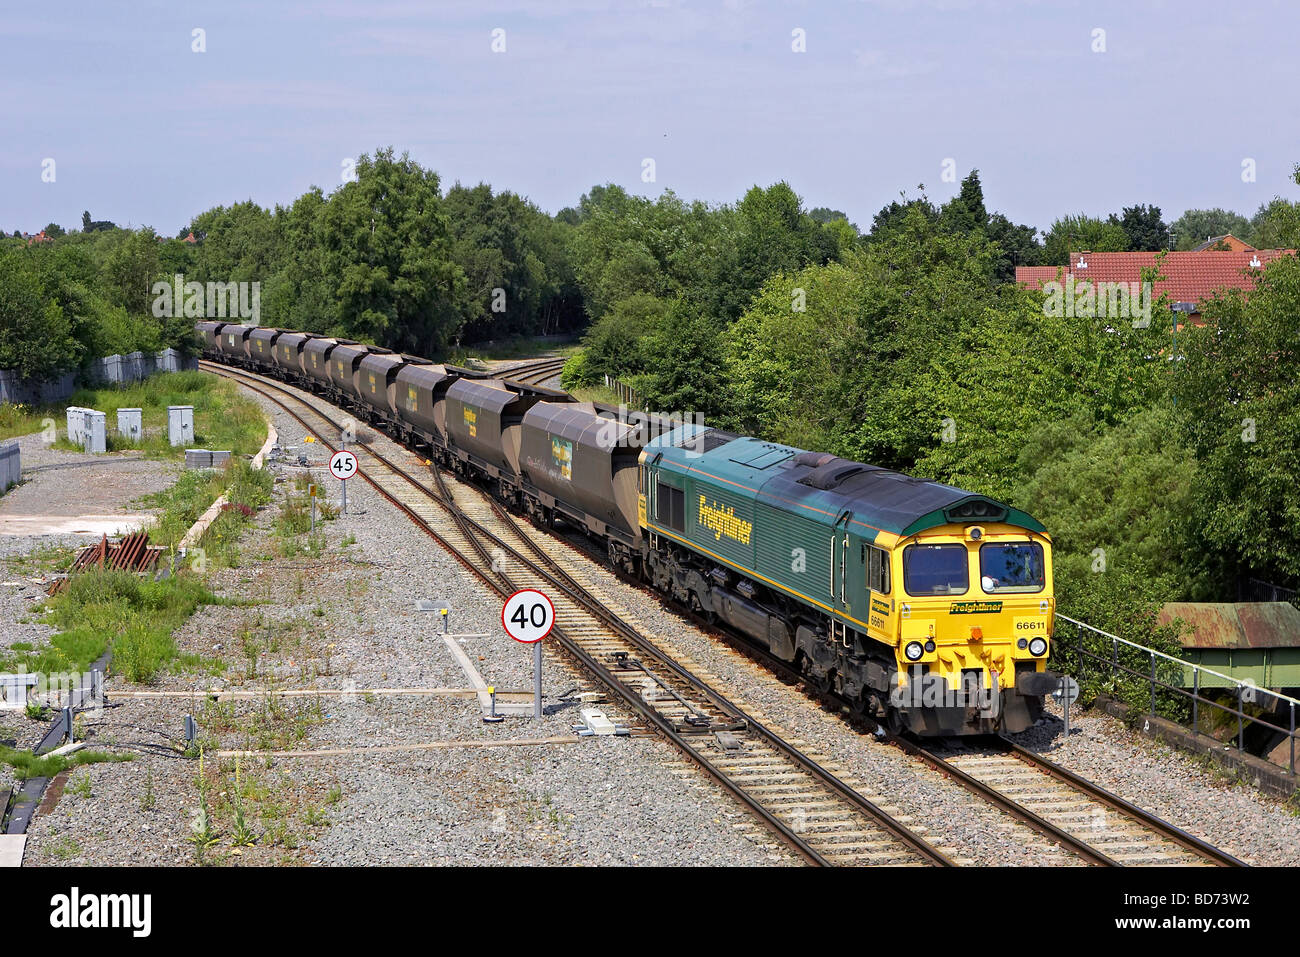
[[329, 449, 358, 514], [502, 589, 555, 719]]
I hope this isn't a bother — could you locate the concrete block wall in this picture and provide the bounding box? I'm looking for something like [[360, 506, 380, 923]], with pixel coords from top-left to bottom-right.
[[0, 350, 199, 404]]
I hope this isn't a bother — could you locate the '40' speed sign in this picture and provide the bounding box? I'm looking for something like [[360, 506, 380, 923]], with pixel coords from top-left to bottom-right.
[[502, 589, 555, 644]]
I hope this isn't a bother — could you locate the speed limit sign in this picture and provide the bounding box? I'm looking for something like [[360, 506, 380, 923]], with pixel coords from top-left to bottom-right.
[[502, 589, 555, 644], [329, 449, 358, 481]]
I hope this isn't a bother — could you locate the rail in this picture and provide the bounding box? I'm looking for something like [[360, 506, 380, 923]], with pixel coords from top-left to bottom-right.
[[1055, 612, 1299, 776]]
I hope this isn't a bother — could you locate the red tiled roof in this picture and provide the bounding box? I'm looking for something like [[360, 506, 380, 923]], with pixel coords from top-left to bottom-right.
[[1015, 265, 1063, 287], [1016, 249, 1295, 307], [1191, 233, 1253, 253]]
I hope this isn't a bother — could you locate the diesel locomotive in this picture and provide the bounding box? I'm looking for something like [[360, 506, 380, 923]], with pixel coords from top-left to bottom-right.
[[198, 320, 1059, 735]]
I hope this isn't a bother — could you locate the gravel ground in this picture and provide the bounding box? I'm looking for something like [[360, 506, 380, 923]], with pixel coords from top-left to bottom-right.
[[0, 431, 175, 537], [1004, 700, 1300, 865], [19, 390, 796, 866], [1, 431, 181, 804]]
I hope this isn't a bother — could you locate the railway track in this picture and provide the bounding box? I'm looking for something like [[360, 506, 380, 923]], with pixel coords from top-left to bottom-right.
[[537, 473, 1248, 868], [495, 356, 568, 386], [202, 361, 1244, 867], [201, 361, 952, 867], [895, 737, 1242, 866]]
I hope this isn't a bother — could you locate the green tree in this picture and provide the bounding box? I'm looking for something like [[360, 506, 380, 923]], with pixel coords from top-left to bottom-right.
[[1111, 204, 1170, 252], [102, 228, 162, 316], [1179, 253, 1300, 585], [868, 189, 938, 241], [637, 301, 726, 416], [1012, 405, 1201, 602], [187, 200, 279, 286], [1041, 214, 1128, 264], [808, 207, 856, 229], [939, 170, 988, 235], [0, 248, 81, 378], [318, 148, 471, 354], [1250, 169, 1300, 249], [1170, 207, 1253, 249], [260, 187, 335, 334], [571, 291, 667, 386]]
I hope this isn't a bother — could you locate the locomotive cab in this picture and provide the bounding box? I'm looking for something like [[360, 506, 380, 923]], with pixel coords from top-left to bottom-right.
[[889, 521, 1055, 735]]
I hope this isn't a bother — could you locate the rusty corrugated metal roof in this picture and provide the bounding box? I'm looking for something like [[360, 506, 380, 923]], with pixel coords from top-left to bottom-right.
[[1157, 602, 1300, 650]]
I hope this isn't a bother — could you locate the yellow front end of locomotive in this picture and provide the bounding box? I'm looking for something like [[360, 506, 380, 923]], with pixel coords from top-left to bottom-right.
[[891, 524, 1054, 698]]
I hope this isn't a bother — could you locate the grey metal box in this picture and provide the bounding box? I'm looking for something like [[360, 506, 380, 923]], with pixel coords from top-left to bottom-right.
[[168, 406, 195, 447]]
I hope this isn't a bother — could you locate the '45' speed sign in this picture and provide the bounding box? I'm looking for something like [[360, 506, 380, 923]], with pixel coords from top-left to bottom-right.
[[329, 449, 358, 481], [502, 589, 555, 644]]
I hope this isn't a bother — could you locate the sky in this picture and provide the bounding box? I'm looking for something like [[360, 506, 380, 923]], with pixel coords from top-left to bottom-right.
[[4, 0, 1299, 238]]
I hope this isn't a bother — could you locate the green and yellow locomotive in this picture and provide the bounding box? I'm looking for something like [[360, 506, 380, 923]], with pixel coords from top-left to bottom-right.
[[639, 425, 1056, 735]]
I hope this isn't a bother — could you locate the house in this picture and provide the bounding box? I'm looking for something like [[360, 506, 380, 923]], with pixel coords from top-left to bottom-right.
[[1191, 233, 1254, 252], [24, 230, 54, 246], [1016, 247, 1295, 325]]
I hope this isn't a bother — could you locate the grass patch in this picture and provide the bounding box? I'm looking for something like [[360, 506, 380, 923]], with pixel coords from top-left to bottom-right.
[[0, 745, 132, 781], [139, 457, 273, 553], [0, 569, 221, 681], [0, 370, 266, 457], [569, 384, 622, 405], [273, 478, 336, 557], [442, 336, 579, 366]]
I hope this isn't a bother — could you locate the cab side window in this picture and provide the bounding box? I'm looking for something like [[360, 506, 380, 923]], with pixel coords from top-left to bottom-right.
[[867, 545, 891, 594]]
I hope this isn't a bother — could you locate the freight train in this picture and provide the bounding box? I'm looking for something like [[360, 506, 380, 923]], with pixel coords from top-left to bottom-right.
[[198, 321, 1059, 735]]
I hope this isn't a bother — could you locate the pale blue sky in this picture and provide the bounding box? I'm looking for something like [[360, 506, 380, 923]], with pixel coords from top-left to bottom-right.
[[4, 0, 1298, 236]]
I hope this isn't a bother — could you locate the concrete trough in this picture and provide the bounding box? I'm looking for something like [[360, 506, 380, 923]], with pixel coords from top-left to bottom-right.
[[185, 449, 213, 469]]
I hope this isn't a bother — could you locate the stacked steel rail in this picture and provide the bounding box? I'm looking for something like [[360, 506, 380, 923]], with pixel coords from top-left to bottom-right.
[[48, 531, 163, 595]]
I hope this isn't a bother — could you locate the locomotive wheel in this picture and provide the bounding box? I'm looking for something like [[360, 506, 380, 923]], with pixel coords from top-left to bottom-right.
[[689, 592, 715, 625]]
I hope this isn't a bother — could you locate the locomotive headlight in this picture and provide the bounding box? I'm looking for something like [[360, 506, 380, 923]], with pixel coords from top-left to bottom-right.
[[1028, 637, 1048, 657], [924, 639, 936, 653], [904, 641, 925, 662]]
